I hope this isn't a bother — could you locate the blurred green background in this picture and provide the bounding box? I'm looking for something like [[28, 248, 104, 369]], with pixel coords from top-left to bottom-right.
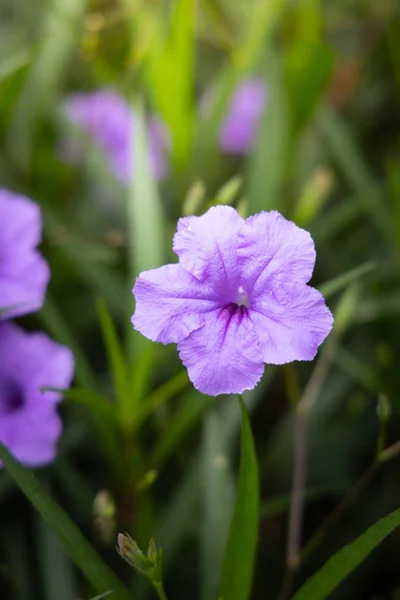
[[1, 0, 400, 599]]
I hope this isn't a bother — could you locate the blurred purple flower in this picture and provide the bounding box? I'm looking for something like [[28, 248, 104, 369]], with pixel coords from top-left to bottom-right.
[[0, 189, 50, 319], [201, 78, 268, 155], [132, 206, 333, 396], [63, 90, 169, 184], [0, 322, 74, 467]]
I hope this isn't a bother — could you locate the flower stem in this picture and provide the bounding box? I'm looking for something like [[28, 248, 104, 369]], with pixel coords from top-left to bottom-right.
[[153, 580, 168, 600], [278, 337, 338, 600]]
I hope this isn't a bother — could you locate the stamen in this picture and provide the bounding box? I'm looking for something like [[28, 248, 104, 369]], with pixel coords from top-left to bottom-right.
[[237, 286, 250, 308]]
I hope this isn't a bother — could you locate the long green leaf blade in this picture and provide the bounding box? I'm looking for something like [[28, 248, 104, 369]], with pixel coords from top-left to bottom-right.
[[218, 398, 259, 600], [0, 443, 132, 600], [293, 508, 400, 600]]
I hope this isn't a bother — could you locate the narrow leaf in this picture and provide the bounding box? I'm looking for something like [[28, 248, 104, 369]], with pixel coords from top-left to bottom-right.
[[218, 398, 259, 600], [97, 299, 131, 430], [293, 508, 400, 600], [0, 442, 132, 600], [318, 260, 377, 299], [201, 408, 235, 600], [317, 105, 389, 236], [247, 62, 289, 213], [146, 0, 195, 168]]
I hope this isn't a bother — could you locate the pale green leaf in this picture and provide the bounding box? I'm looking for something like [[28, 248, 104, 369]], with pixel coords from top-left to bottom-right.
[[218, 398, 259, 600]]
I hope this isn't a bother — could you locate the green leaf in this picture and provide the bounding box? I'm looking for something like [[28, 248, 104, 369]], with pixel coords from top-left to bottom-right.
[[285, 42, 334, 134], [127, 97, 164, 388], [37, 517, 78, 600], [317, 105, 390, 236], [318, 260, 377, 299], [89, 593, 113, 600], [151, 391, 214, 467], [128, 97, 164, 277], [218, 398, 259, 600], [0, 49, 30, 84], [201, 408, 235, 600], [0, 442, 132, 600], [292, 507, 400, 600], [40, 295, 96, 390], [247, 61, 289, 213], [42, 386, 120, 469], [146, 0, 195, 168], [8, 0, 88, 166], [135, 370, 190, 428], [97, 299, 131, 431]]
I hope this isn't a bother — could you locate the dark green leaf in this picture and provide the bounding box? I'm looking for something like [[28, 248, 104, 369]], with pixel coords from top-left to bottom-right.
[[0, 443, 132, 600], [293, 508, 400, 600], [218, 398, 259, 600]]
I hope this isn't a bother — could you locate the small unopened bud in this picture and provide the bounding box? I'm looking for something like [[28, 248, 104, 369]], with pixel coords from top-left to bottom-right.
[[93, 490, 116, 544], [117, 533, 152, 576], [377, 394, 391, 423], [182, 180, 206, 216], [215, 175, 242, 205], [136, 469, 158, 493], [117, 533, 165, 585]]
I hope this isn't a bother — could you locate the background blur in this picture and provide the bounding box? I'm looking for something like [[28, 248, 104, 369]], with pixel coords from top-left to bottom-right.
[[1, 0, 400, 598]]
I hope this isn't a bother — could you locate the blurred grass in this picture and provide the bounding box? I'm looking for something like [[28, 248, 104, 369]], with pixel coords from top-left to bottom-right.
[[1, 0, 400, 599]]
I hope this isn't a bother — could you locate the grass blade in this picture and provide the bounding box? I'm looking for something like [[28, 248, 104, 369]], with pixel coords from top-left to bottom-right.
[[293, 508, 400, 600], [218, 397, 259, 600], [97, 298, 131, 431], [201, 408, 235, 600], [0, 442, 132, 600], [247, 61, 289, 213], [318, 260, 377, 299], [317, 105, 389, 236], [146, 0, 195, 169]]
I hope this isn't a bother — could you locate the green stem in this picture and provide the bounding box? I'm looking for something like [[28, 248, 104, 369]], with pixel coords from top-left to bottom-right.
[[153, 580, 168, 600]]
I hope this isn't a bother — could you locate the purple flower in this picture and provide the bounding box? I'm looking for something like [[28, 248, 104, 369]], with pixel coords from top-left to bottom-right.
[[0, 322, 74, 467], [132, 206, 333, 396], [219, 79, 267, 154], [63, 90, 169, 184], [0, 189, 50, 319], [201, 78, 268, 155]]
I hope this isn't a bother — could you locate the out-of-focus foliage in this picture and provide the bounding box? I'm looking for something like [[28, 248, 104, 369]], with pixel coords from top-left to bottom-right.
[[1, 0, 400, 599]]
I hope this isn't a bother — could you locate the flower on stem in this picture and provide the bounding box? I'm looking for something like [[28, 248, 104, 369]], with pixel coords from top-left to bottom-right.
[[62, 89, 169, 184], [0, 322, 74, 467], [132, 206, 333, 396], [0, 189, 50, 319]]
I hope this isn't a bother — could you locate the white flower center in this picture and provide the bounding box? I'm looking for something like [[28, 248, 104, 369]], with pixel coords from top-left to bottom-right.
[[237, 286, 250, 308]]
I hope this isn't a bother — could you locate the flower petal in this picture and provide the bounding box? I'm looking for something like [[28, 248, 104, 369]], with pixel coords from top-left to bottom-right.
[[250, 283, 333, 364], [0, 190, 50, 318], [178, 306, 264, 395], [2, 407, 62, 468], [132, 264, 220, 344], [173, 206, 243, 299], [237, 211, 316, 297]]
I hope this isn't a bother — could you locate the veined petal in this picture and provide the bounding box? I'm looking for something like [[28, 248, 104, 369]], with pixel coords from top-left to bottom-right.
[[178, 306, 264, 396], [173, 206, 243, 299], [250, 283, 333, 364], [132, 264, 220, 344], [237, 211, 316, 297]]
